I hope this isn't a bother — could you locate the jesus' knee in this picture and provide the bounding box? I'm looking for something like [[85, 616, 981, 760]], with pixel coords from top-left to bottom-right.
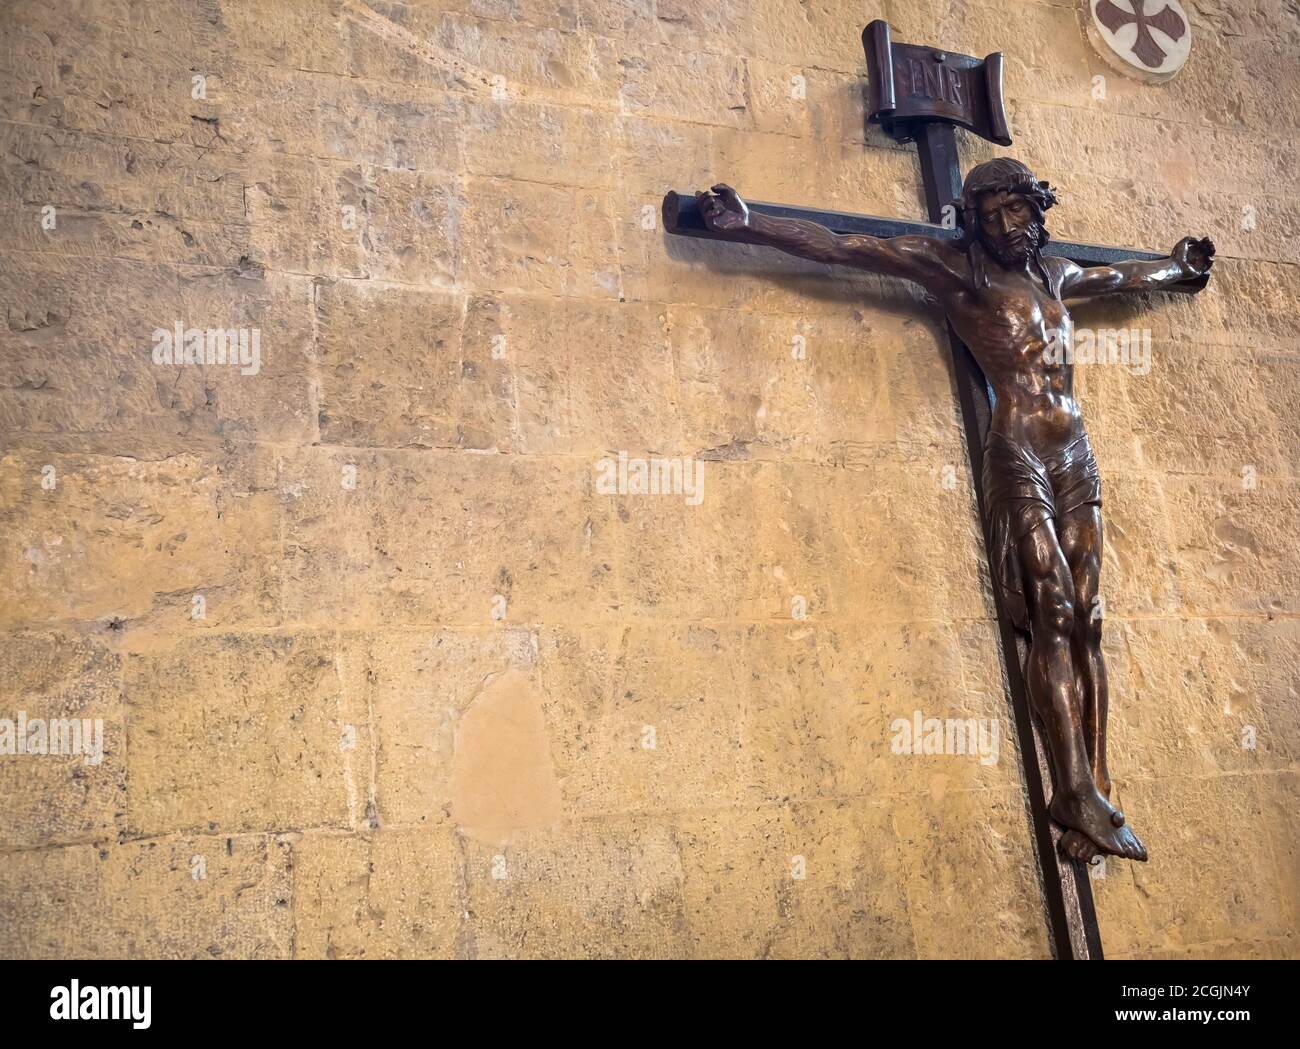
[[1032, 578, 1075, 643], [1074, 593, 1103, 649]]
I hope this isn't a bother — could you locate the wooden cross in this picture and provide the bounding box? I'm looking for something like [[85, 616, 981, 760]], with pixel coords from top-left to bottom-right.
[[662, 20, 1207, 961]]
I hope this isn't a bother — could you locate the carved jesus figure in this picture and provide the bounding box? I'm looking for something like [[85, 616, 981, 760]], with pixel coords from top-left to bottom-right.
[[696, 158, 1215, 863]]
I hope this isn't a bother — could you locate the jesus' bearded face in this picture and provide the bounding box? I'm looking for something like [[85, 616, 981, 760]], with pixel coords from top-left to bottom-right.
[[976, 189, 1045, 268]]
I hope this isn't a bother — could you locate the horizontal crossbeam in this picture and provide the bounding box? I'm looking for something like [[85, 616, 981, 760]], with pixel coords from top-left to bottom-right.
[[662, 191, 1209, 293]]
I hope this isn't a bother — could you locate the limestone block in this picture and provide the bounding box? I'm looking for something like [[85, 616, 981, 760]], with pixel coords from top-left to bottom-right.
[[1104, 616, 1300, 781], [668, 305, 964, 465], [0, 122, 247, 226], [123, 633, 351, 836], [1068, 321, 1155, 475], [1045, 175, 1299, 269], [574, 0, 655, 38], [534, 623, 751, 817], [349, 7, 619, 106], [1255, 351, 1300, 479], [279, 448, 619, 627], [459, 818, 690, 958], [219, 63, 462, 172], [0, 135, 237, 282], [463, 295, 681, 456], [710, 128, 920, 218], [813, 455, 990, 623], [459, 292, 566, 453], [460, 99, 620, 188], [0, 21, 59, 126], [601, 459, 837, 621], [0, 448, 280, 632], [1153, 259, 1300, 351], [1119, 344, 1289, 480], [0, 202, 250, 270], [1258, 771, 1299, 942], [1182, 0, 1300, 45], [676, 799, 916, 959], [291, 827, 462, 958], [617, 114, 716, 199], [0, 631, 125, 850], [735, 0, 883, 71], [1098, 472, 1180, 619], [608, 0, 749, 53], [0, 15, 206, 144], [220, 0, 351, 77], [1014, 101, 1294, 208], [243, 156, 368, 279], [0, 256, 316, 451], [459, 177, 622, 298], [363, 165, 460, 285], [316, 280, 482, 448], [1108, 936, 1296, 960], [741, 620, 1016, 803], [1164, 475, 1300, 616], [745, 60, 870, 145], [0, 834, 293, 959], [619, 45, 749, 127], [889, 787, 1050, 958], [663, 301, 892, 463], [449, 0, 581, 33], [433, 9, 622, 106]]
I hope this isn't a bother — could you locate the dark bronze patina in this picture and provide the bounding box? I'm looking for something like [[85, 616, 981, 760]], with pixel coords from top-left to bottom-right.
[[665, 20, 1215, 958], [692, 172, 1211, 866], [863, 18, 1011, 145]]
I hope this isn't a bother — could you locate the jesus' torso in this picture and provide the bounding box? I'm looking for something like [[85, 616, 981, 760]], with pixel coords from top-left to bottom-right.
[[935, 256, 1086, 456]]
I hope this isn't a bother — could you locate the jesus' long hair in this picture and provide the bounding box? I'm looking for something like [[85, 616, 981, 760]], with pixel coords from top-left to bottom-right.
[[952, 158, 1059, 296]]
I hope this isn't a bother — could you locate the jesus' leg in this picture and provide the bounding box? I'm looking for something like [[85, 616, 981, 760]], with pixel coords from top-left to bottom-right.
[[1059, 504, 1110, 798], [1018, 522, 1147, 862]]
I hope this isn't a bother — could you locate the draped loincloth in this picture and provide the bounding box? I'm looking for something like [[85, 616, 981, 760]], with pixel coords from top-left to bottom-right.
[[982, 430, 1101, 633]]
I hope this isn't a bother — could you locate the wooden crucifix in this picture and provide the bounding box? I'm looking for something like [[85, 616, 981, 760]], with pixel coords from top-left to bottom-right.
[[662, 20, 1214, 961]]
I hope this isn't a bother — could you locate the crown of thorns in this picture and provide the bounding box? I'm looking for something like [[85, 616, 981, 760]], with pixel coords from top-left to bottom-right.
[[952, 158, 1057, 228]]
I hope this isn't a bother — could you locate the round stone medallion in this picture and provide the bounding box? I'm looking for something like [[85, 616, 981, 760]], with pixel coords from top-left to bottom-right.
[[1087, 0, 1192, 80]]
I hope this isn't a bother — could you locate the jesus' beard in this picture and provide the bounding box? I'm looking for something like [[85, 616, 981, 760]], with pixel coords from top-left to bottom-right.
[[984, 224, 1044, 268]]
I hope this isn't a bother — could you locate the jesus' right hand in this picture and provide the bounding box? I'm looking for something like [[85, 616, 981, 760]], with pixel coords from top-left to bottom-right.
[[696, 183, 751, 233]]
